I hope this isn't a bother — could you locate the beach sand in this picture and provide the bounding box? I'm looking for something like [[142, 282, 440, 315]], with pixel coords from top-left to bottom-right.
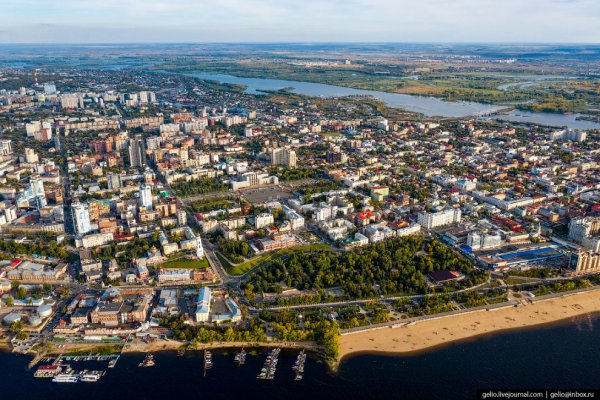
[[340, 289, 600, 360]]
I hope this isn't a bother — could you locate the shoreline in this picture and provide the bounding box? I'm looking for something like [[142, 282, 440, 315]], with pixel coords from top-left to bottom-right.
[[121, 339, 319, 354], [339, 288, 600, 361]]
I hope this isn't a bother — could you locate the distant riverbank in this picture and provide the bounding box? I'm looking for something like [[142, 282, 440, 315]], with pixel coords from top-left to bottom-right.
[[181, 71, 600, 129], [339, 288, 600, 360]]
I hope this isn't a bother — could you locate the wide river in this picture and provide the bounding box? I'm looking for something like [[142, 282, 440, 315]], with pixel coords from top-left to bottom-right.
[[2, 313, 599, 400], [188, 72, 600, 130]]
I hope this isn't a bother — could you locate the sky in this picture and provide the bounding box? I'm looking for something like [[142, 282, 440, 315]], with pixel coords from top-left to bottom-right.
[[0, 0, 599, 43]]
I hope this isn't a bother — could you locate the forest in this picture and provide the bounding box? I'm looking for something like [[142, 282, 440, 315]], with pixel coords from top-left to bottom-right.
[[243, 236, 485, 299]]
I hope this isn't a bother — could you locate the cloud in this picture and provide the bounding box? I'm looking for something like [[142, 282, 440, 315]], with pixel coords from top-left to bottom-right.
[[0, 0, 599, 42]]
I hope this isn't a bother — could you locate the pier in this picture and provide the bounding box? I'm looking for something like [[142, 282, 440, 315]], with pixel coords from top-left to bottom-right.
[[204, 350, 213, 376], [257, 348, 280, 380]]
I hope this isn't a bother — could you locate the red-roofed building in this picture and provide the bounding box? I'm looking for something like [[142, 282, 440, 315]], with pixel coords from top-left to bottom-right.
[[356, 210, 376, 226]]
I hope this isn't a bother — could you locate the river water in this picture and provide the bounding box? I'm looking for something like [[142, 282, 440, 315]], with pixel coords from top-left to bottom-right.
[[188, 72, 600, 129], [2, 313, 599, 400]]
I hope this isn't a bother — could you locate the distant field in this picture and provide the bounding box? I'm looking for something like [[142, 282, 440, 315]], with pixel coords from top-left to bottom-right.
[[159, 258, 209, 270]]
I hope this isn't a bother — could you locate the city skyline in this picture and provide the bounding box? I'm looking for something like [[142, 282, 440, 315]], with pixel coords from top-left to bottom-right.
[[1, 0, 600, 43]]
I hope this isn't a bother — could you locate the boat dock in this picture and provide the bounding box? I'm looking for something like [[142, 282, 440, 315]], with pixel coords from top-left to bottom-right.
[[292, 350, 306, 381], [257, 348, 280, 380], [204, 350, 213, 376], [59, 354, 120, 362], [234, 348, 246, 366], [139, 353, 155, 367]]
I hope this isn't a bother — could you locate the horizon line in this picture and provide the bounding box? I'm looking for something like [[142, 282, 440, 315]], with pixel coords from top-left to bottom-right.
[[1, 41, 600, 46]]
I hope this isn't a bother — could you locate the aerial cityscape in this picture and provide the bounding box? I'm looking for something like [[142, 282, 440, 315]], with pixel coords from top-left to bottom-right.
[[0, 2, 599, 400]]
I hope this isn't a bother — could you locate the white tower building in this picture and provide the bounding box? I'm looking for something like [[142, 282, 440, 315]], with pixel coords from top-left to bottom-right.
[[72, 202, 92, 236]]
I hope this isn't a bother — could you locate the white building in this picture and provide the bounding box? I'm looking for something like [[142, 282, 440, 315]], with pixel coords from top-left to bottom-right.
[[270, 147, 297, 168], [454, 179, 476, 192], [72, 202, 92, 236], [0, 140, 13, 156], [255, 213, 274, 229], [24, 148, 39, 164], [75, 232, 113, 249], [418, 208, 462, 229], [195, 287, 212, 322], [395, 223, 421, 237], [550, 128, 587, 142], [139, 184, 153, 210], [467, 231, 503, 250], [283, 206, 305, 230], [364, 223, 395, 243]]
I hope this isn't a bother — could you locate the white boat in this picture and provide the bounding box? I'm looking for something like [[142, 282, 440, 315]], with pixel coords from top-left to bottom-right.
[[80, 373, 101, 382], [52, 374, 79, 383]]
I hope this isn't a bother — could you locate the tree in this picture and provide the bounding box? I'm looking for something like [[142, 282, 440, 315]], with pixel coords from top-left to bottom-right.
[[15, 286, 27, 300], [5, 296, 14, 306]]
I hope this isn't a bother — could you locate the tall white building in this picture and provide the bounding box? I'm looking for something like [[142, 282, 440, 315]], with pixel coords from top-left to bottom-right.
[[29, 177, 46, 208], [139, 184, 153, 210], [418, 208, 462, 229], [271, 147, 297, 168], [72, 202, 92, 236]]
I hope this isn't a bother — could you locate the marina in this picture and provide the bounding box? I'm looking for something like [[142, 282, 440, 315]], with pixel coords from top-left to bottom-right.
[[257, 348, 280, 380], [138, 353, 155, 368], [292, 350, 306, 381], [204, 350, 213, 376], [35, 353, 117, 383], [5, 324, 600, 400], [234, 348, 247, 366]]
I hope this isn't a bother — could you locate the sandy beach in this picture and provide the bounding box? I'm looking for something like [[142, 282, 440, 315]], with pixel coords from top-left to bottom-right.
[[340, 289, 600, 360]]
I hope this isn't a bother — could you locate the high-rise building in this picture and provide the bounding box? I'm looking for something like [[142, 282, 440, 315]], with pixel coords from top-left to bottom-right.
[[128, 134, 146, 168], [271, 147, 297, 168], [569, 216, 600, 252], [72, 202, 92, 236], [139, 184, 153, 210], [30, 177, 46, 208]]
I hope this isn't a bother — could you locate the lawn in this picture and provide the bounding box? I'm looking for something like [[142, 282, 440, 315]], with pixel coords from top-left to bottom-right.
[[221, 243, 332, 276], [159, 257, 210, 270]]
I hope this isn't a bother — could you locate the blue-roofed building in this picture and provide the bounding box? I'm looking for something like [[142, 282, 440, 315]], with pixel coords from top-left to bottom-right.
[[195, 287, 212, 322], [212, 297, 243, 324]]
